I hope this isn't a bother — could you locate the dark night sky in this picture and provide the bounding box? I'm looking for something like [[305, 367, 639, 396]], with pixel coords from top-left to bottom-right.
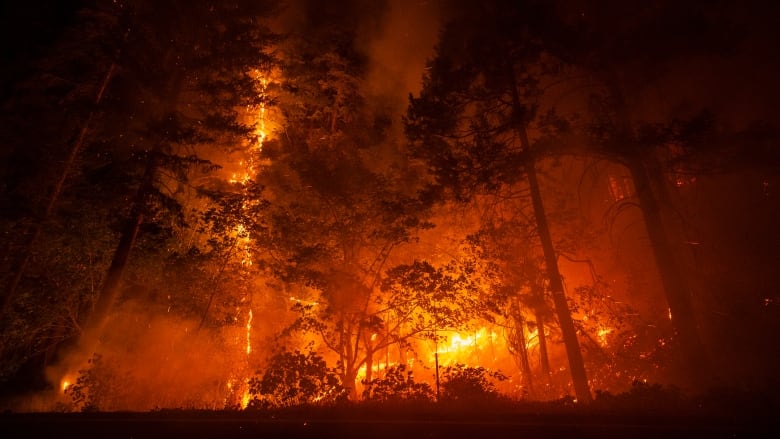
[[0, 1, 82, 99]]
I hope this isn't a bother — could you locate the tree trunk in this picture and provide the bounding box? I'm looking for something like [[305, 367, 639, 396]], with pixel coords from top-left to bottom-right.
[[363, 334, 374, 391], [1, 62, 117, 322], [525, 157, 592, 404], [344, 363, 359, 401], [507, 65, 591, 403], [535, 310, 552, 379], [46, 152, 157, 387], [82, 152, 157, 338], [606, 77, 708, 383], [626, 155, 708, 379], [513, 314, 535, 398], [76, 50, 183, 344]]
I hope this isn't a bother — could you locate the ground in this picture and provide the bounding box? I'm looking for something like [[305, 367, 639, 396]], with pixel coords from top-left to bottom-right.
[[0, 409, 773, 439]]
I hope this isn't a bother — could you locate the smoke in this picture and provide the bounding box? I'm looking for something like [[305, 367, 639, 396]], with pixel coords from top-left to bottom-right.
[[277, 0, 441, 113], [360, 0, 442, 108], [5, 300, 260, 412]]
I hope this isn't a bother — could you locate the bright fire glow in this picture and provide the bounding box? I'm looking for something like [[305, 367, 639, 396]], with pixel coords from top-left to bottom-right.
[[246, 309, 253, 355], [241, 389, 251, 409], [289, 296, 319, 306], [433, 327, 499, 364], [525, 328, 539, 350], [224, 71, 270, 410], [357, 361, 399, 382], [597, 327, 613, 346]]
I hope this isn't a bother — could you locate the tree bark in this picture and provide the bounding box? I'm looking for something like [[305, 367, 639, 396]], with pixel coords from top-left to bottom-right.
[[513, 314, 535, 397], [507, 65, 592, 403], [625, 155, 708, 379], [363, 340, 374, 398], [535, 310, 552, 379], [606, 77, 708, 383], [525, 156, 592, 404], [81, 152, 157, 338]]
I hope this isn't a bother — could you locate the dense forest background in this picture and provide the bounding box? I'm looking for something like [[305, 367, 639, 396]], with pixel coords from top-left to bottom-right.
[[1, 0, 778, 411]]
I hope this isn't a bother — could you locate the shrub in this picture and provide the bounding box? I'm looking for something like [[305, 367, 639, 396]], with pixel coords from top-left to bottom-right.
[[66, 354, 133, 412], [440, 363, 507, 403], [247, 349, 346, 409], [362, 364, 434, 403]]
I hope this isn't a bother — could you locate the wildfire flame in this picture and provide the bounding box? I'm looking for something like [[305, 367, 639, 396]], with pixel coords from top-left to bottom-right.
[[432, 327, 500, 365], [241, 389, 251, 409], [223, 71, 270, 410], [597, 327, 613, 346], [246, 309, 253, 355]]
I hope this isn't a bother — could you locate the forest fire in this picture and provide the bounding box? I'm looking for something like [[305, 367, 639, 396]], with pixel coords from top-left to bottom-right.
[[0, 3, 777, 438], [434, 328, 500, 363], [597, 327, 612, 346], [245, 309, 253, 355]]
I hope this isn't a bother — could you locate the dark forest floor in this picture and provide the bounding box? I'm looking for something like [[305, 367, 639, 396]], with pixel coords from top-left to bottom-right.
[[1, 401, 776, 439], [0, 411, 772, 439]]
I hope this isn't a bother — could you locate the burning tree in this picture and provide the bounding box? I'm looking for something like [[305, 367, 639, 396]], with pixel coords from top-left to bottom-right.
[[404, 0, 593, 403], [0, 0, 282, 407], [278, 257, 503, 400]]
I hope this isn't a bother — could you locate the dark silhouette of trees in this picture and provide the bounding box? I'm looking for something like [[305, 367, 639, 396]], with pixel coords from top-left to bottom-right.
[[538, 0, 773, 383], [405, 0, 593, 403], [248, 348, 347, 409]]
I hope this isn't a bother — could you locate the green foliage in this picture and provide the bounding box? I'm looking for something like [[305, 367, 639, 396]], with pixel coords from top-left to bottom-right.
[[440, 363, 507, 403], [362, 364, 434, 403], [247, 349, 346, 409]]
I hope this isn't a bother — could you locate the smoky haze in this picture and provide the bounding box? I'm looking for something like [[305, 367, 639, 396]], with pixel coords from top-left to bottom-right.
[[361, 1, 442, 109]]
